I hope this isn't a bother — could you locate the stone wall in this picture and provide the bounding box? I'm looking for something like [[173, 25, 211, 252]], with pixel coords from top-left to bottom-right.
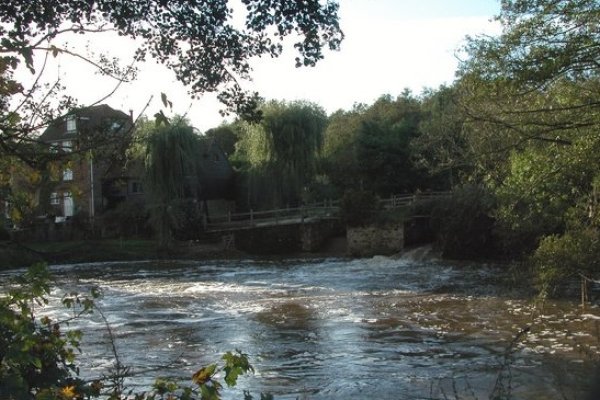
[[346, 224, 404, 257]]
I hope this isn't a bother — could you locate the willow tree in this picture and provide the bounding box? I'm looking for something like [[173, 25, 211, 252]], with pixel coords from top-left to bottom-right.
[[240, 100, 327, 208], [144, 123, 203, 249]]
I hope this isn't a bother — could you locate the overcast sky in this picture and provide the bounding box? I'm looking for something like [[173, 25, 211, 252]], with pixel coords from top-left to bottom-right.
[[25, 0, 502, 132]]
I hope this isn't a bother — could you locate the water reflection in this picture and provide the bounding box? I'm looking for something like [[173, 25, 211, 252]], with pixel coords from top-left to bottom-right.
[[1, 257, 599, 399]]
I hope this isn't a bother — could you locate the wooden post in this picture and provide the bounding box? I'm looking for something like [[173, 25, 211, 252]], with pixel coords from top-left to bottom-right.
[[202, 214, 207, 231], [228, 210, 231, 223], [581, 276, 588, 309], [250, 209, 254, 225]]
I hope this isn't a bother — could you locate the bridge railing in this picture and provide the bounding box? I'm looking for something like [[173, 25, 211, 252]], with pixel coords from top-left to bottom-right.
[[205, 191, 451, 231], [205, 199, 340, 231], [379, 191, 451, 209]]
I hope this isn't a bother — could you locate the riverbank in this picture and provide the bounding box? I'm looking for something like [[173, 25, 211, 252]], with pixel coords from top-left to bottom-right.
[[0, 240, 231, 270], [0, 237, 352, 270]]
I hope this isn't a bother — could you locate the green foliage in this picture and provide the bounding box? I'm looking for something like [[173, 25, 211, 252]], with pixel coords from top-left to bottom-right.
[[429, 0, 600, 282], [222, 351, 254, 387], [145, 124, 203, 201], [355, 118, 423, 196], [0, 263, 97, 399], [533, 228, 600, 297], [430, 185, 498, 260], [101, 199, 150, 238], [460, 0, 600, 87], [321, 92, 439, 197], [411, 85, 469, 187], [236, 100, 327, 208], [144, 123, 204, 248], [487, 125, 600, 258], [204, 124, 242, 157], [320, 107, 363, 190]]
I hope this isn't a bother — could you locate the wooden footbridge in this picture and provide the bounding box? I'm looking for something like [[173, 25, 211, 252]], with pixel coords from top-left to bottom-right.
[[204, 191, 450, 232]]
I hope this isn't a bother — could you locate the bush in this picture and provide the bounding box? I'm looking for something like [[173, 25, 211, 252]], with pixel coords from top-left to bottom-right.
[[173, 199, 204, 241], [533, 228, 600, 297], [0, 263, 93, 399], [430, 185, 498, 260], [102, 199, 150, 238]]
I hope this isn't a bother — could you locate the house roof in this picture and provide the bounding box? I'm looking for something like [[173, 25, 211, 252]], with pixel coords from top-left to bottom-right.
[[39, 104, 131, 143]]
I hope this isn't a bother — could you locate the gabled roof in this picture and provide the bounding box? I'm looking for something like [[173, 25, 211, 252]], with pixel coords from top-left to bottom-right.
[[39, 104, 131, 143]]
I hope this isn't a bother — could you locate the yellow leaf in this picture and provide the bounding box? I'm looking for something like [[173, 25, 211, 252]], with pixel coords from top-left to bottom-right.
[[60, 385, 77, 399], [192, 364, 216, 385]]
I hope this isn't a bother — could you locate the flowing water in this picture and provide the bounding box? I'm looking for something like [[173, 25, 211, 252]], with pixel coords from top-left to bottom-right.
[[3, 255, 600, 399]]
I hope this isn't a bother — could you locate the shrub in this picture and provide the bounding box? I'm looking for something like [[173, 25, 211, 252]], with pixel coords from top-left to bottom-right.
[[102, 199, 150, 238], [0, 263, 94, 399], [430, 184, 498, 260], [533, 228, 600, 297]]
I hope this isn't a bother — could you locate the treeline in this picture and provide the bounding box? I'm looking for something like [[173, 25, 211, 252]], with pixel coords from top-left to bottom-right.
[[200, 0, 600, 293], [204, 93, 445, 210]]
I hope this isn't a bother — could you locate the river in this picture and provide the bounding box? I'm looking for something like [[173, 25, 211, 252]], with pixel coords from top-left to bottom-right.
[[3, 255, 599, 399]]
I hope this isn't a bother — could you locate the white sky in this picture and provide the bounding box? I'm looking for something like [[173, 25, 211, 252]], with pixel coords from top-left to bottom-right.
[[21, 0, 502, 132]]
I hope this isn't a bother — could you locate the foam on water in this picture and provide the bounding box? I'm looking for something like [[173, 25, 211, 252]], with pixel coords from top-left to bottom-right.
[[2, 257, 599, 399]]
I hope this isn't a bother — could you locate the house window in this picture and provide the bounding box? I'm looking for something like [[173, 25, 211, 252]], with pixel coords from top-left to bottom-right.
[[63, 192, 74, 217], [63, 168, 73, 181], [62, 140, 72, 153], [50, 192, 60, 205], [66, 116, 76, 133], [213, 153, 219, 162]]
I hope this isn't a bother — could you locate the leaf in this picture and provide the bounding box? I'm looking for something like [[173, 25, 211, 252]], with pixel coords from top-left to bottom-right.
[[50, 45, 60, 58], [200, 381, 221, 400], [192, 363, 217, 385], [223, 366, 242, 387], [31, 357, 42, 369], [222, 350, 253, 387], [20, 47, 35, 73], [160, 92, 172, 109]]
